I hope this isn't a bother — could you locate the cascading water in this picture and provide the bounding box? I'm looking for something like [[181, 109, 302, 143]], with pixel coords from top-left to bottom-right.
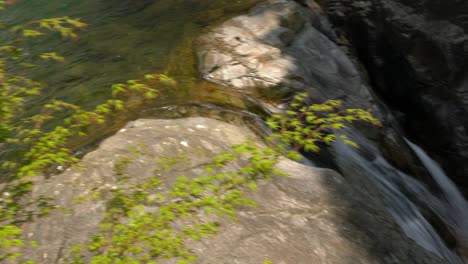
[[406, 141, 468, 255], [332, 133, 468, 263]]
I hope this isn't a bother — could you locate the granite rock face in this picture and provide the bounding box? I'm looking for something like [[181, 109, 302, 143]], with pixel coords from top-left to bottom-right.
[[17, 117, 443, 264]]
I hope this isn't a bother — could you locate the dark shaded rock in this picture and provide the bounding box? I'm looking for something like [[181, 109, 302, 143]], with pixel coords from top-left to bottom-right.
[[318, 0, 468, 194], [17, 117, 444, 263]]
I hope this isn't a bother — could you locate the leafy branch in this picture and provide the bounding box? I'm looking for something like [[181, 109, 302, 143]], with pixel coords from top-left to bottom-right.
[[14, 16, 87, 40], [266, 92, 381, 159], [69, 141, 281, 264]]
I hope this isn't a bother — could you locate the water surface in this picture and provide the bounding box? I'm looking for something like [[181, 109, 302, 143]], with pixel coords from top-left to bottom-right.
[[4, 0, 262, 110]]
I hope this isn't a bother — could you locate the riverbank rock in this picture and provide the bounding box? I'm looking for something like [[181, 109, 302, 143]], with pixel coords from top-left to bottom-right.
[[18, 117, 443, 263]]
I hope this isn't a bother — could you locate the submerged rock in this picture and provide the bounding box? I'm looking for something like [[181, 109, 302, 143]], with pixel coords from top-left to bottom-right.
[[18, 117, 443, 263]]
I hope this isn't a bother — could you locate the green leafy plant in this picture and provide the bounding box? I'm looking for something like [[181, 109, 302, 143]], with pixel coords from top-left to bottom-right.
[[0, 4, 174, 262], [0, 8, 90, 262], [0, 71, 169, 261], [1, 88, 170, 258], [266, 92, 381, 159]]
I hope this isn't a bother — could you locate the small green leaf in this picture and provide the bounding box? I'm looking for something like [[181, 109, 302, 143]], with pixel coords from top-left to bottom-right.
[[22, 29, 44, 37]]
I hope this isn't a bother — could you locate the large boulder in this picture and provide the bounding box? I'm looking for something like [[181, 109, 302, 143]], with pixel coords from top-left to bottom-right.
[[195, 0, 432, 201], [17, 117, 443, 263], [196, 0, 376, 109], [318, 0, 468, 194]]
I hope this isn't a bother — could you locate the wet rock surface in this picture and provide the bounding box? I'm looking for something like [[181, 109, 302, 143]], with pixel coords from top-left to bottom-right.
[[19, 117, 444, 263], [318, 0, 468, 194]]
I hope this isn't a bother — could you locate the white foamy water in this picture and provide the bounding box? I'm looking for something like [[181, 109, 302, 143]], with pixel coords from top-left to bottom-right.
[[332, 136, 468, 263]]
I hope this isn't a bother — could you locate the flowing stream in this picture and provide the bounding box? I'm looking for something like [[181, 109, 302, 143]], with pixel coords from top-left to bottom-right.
[[333, 132, 468, 263]]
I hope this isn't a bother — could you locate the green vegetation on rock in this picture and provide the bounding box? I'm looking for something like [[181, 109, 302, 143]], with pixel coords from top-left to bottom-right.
[[266, 92, 381, 158], [66, 94, 380, 263], [68, 142, 281, 263], [0, 6, 172, 262]]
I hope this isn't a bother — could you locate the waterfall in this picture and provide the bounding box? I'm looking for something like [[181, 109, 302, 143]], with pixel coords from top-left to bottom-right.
[[332, 135, 468, 263], [405, 140, 468, 251]]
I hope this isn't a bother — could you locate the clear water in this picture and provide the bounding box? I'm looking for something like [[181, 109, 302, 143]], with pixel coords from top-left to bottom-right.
[[2, 0, 262, 110]]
